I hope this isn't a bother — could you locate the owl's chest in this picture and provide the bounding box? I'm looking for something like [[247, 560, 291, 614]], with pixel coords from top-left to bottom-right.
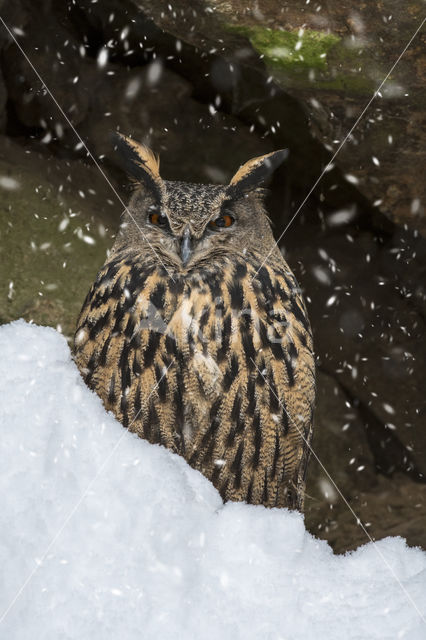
[[76, 257, 313, 469], [133, 271, 279, 405], [132, 264, 292, 378], [143, 279, 226, 400]]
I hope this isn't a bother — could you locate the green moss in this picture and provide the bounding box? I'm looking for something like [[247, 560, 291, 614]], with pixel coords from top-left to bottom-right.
[[229, 24, 376, 94], [230, 25, 340, 71]]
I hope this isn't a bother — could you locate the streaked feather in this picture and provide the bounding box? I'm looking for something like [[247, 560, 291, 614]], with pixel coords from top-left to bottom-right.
[[75, 251, 314, 509]]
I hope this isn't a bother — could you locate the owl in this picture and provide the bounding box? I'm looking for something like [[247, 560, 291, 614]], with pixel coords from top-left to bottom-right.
[[74, 134, 315, 510]]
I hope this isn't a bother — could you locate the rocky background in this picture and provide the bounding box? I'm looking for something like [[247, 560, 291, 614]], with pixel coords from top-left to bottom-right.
[[0, 0, 425, 553]]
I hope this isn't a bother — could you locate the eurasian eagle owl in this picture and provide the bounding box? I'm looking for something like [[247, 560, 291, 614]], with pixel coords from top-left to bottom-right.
[[74, 134, 315, 510]]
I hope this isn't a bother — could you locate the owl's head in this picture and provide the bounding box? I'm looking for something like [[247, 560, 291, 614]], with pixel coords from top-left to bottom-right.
[[113, 134, 287, 270]]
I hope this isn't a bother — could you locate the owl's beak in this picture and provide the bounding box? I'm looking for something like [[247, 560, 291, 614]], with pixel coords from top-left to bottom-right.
[[180, 228, 192, 265]]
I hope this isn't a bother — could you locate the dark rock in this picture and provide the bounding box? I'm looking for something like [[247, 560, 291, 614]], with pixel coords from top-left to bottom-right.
[[284, 210, 426, 485], [1, 1, 95, 134], [307, 474, 426, 554], [77, 63, 274, 184], [306, 370, 377, 501], [0, 67, 7, 131]]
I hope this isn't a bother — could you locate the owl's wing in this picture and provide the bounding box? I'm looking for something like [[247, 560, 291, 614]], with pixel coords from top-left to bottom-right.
[[184, 257, 315, 510], [251, 263, 316, 509], [74, 250, 184, 450]]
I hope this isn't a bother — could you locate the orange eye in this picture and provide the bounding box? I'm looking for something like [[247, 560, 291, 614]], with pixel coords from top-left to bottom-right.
[[209, 214, 235, 230], [149, 211, 168, 227]]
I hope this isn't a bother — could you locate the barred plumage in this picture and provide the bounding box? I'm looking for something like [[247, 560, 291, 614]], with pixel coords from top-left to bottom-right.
[[74, 135, 315, 510]]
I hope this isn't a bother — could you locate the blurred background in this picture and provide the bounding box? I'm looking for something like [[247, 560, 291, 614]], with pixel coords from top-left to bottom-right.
[[0, 0, 425, 553]]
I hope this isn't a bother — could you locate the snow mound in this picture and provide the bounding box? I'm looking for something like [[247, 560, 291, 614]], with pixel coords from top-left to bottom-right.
[[0, 320, 425, 639]]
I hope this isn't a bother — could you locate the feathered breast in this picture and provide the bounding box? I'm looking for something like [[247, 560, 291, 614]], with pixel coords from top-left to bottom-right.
[[74, 249, 315, 509]]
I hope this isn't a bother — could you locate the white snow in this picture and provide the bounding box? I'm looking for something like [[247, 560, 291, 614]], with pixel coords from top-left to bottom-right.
[[0, 320, 425, 639], [97, 47, 109, 69], [0, 175, 20, 191]]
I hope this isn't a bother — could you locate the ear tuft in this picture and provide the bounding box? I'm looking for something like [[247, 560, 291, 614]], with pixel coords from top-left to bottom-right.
[[228, 149, 288, 198], [112, 132, 163, 197]]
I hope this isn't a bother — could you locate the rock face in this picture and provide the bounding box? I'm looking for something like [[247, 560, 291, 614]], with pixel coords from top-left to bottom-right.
[[0, 136, 114, 337], [133, 0, 426, 231], [0, 0, 425, 553]]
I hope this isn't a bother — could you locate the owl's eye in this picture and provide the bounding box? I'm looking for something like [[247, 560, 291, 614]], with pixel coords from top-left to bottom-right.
[[208, 214, 235, 230], [149, 211, 169, 227]]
